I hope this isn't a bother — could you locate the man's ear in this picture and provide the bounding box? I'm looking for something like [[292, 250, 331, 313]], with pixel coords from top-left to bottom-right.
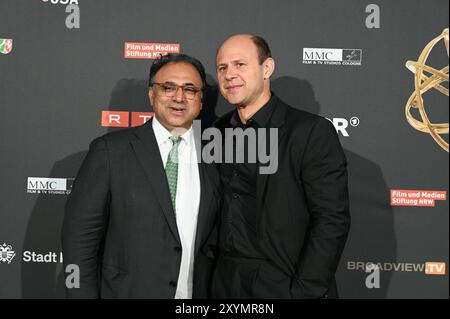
[[148, 88, 154, 106], [199, 89, 205, 109], [263, 57, 275, 80]]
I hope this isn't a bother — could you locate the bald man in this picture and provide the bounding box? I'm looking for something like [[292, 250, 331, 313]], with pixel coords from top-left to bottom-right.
[[211, 35, 350, 299]]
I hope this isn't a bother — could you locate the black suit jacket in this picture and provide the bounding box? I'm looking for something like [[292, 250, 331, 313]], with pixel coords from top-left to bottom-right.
[[213, 97, 350, 299], [61, 119, 221, 298]]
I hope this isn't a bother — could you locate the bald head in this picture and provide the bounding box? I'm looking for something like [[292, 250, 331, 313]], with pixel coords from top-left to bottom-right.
[[215, 34, 275, 111], [217, 34, 272, 65]]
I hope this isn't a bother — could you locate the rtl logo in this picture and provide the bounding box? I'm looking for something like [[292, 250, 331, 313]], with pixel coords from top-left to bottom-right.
[[101, 111, 154, 128]]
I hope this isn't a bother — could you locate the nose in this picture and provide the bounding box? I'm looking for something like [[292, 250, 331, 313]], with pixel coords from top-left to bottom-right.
[[224, 67, 236, 81], [173, 86, 186, 102]]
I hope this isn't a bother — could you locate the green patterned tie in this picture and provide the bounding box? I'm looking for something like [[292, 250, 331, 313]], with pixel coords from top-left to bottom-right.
[[165, 136, 182, 213]]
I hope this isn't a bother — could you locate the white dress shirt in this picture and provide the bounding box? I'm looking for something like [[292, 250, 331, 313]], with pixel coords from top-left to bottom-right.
[[152, 117, 201, 299]]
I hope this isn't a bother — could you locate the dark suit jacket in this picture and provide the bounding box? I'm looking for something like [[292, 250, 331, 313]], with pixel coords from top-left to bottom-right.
[[213, 97, 350, 299], [61, 119, 221, 299]]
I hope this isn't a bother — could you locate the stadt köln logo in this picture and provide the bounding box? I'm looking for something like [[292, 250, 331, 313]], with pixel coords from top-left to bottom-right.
[[0, 243, 16, 264], [0, 39, 13, 55]]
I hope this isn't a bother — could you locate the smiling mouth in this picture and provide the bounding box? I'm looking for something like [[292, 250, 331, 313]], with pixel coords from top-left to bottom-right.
[[225, 85, 243, 94], [225, 85, 243, 91], [168, 106, 186, 114]]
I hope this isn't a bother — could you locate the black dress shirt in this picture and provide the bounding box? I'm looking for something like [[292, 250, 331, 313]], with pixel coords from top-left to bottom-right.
[[218, 95, 276, 258]]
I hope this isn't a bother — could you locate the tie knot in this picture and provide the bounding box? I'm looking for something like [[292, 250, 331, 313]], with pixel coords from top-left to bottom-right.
[[169, 136, 182, 146]]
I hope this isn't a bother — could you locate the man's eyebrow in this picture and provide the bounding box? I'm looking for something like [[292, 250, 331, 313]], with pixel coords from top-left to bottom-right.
[[216, 59, 246, 67], [162, 81, 197, 86]]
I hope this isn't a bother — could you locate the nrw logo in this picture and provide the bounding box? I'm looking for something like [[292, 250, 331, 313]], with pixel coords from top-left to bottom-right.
[[326, 117, 360, 137], [0, 243, 16, 264], [27, 177, 74, 195], [101, 111, 154, 128], [303, 48, 362, 66], [0, 39, 13, 55]]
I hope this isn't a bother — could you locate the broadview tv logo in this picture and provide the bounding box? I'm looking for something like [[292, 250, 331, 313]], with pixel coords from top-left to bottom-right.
[[27, 177, 74, 195], [348, 261, 446, 276], [101, 111, 154, 128], [425, 262, 447, 275]]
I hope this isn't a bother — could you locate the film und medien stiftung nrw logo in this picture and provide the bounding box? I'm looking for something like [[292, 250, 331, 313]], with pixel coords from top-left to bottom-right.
[[0, 244, 16, 264], [303, 48, 362, 66], [27, 177, 74, 195]]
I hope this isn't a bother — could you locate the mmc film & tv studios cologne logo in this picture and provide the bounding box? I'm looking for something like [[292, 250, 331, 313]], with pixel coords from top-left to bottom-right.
[[303, 48, 362, 66], [0, 39, 13, 55], [405, 28, 449, 152], [27, 177, 74, 195]]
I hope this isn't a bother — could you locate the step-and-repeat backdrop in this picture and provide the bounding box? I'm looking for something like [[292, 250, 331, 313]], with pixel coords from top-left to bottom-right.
[[0, 0, 448, 298]]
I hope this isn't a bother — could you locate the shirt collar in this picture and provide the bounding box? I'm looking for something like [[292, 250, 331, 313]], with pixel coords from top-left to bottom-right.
[[230, 93, 277, 128], [152, 116, 193, 147]]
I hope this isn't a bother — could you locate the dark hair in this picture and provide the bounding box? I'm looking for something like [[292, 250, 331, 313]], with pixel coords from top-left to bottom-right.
[[148, 53, 206, 90], [250, 35, 272, 64]]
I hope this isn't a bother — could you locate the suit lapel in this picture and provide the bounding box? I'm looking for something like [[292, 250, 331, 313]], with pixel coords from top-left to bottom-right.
[[131, 119, 181, 244], [256, 99, 288, 222], [194, 161, 214, 256]]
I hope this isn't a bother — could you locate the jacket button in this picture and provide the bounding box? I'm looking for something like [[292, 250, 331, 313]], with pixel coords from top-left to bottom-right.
[[233, 193, 239, 199], [169, 281, 177, 287], [174, 246, 182, 252]]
